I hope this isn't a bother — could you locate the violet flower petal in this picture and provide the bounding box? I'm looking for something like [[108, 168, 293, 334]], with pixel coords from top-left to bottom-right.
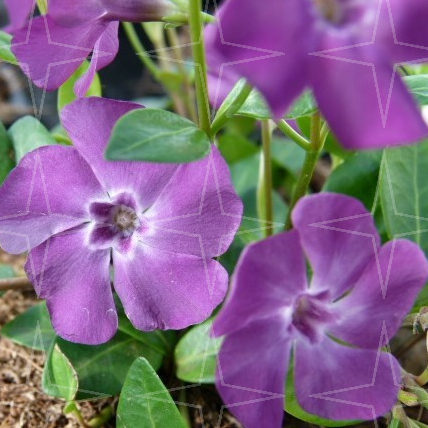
[[25, 226, 117, 345], [295, 337, 401, 421], [12, 15, 107, 90], [213, 230, 306, 337], [0, 145, 105, 254], [142, 146, 243, 259], [74, 22, 119, 97], [330, 239, 428, 349], [4, 0, 34, 32], [216, 316, 291, 428], [205, 0, 313, 117], [113, 245, 228, 330], [292, 193, 380, 300], [310, 42, 428, 149], [61, 97, 178, 209]]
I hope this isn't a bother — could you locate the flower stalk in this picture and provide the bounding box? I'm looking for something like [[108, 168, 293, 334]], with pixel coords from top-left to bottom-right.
[[285, 113, 323, 229], [257, 120, 274, 237], [276, 119, 311, 151], [188, 0, 211, 135]]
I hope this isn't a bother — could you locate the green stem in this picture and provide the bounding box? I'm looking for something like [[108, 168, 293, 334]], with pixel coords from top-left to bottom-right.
[[64, 401, 88, 428], [87, 406, 114, 427], [188, 0, 211, 134], [416, 366, 428, 386], [122, 22, 161, 78], [276, 119, 311, 151], [166, 27, 198, 123], [285, 113, 323, 230], [37, 0, 48, 14], [257, 120, 274, 237], [211, 80, 252, 137]]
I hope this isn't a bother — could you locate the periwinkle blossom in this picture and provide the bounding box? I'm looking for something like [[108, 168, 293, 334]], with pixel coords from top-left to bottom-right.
[[0, 97, 242, 345], [213, 193, 428, 427], [3, 0, 35, 32], [206, 0, 428, 149], [10, 0, 176, 96]]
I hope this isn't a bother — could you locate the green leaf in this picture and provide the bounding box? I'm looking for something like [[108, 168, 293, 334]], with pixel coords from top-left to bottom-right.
[[175, 319, 221, 383], [404, 74, 428, 105], [0, 264, 15, 297], [0, 122, 15, 184], [380, 141, 428, 253], [106, 108, 211, 163], [42, 343, 78, 400], [285, 362, 359, 427], [2, 302, 56, 351], [117, 357, 187, 428], [286, 91, 317, 119], [57, 60, 102, 112], [8, 116, 56, 162], [218, 132, 258, 164], [324, 150, 383, 210], [237, 89, 271, 120], [56, 326, 170, 399], [0, 31, 17, 64], [271, 137, 305, 178]]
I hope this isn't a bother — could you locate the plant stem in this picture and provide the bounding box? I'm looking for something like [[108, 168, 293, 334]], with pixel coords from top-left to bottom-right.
[[122, 22, 161, 78], [285, 113, 323, 230], [257, 120, 274, 237], [211, 80, 252, 137], [0, 277, 33, 291], [166, 27, 198, 123], [276, 119, 311, 151], [188, 0, 211, 134]]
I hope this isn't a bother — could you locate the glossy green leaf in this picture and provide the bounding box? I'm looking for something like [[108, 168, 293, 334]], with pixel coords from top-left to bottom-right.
[[218, 132, 258, 164], [324, 150, 383, 210], [106, 108, 211, 163], [117, 357, 187, 428], [238, 89, 271, 119], [42, 343, 78, 400], [56, 325, 170, 399], [175, 319, 221, 383], [0, 122, 15, 184], [271, 137, 305, 177], [0, 31, 17, 64], [404, 74, 428, 105], [286, 91, 317, 119], [8, 116, 56, 162], [285, 362, 359, 427], [2, 302, 56, 351], [57, 60, 102, 112], [380, 141, 428, 254], [0, 264, 15, 297]]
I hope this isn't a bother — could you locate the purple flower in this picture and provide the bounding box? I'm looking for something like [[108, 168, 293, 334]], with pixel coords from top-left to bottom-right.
[[206, 0, 428, 149], [3, 0, 35, 32], [0, 97, 242, 344], [213, 193, 428, 427], [11, 0, 176, 95]]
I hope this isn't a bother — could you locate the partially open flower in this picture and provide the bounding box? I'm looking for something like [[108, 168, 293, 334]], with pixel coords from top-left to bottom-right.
[[10, 0, 177, 95], [213, 193, 428, 427], [0, 97, 243, 345], [206, 0, 428, 149]]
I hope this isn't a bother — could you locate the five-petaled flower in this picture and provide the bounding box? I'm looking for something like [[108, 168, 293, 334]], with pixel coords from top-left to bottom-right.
[[213, 193, 428, 427], [206, 0, 428, 149], [10, 0, 176, 96], [0, 97, 242, 345]]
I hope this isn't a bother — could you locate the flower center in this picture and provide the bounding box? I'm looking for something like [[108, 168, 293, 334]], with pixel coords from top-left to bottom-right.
[[113, 205, 139, 236], [314, 0, 343, 24], [291, 292, 335, 343]]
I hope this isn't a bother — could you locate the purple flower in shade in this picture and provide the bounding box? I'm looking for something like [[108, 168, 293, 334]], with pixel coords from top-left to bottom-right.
[[206, 0, 428, 149], [213, 193, 428, 427], [3, 0, 35, 32], [0, 97, 243, 345], [11, 0, 176, 96]]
